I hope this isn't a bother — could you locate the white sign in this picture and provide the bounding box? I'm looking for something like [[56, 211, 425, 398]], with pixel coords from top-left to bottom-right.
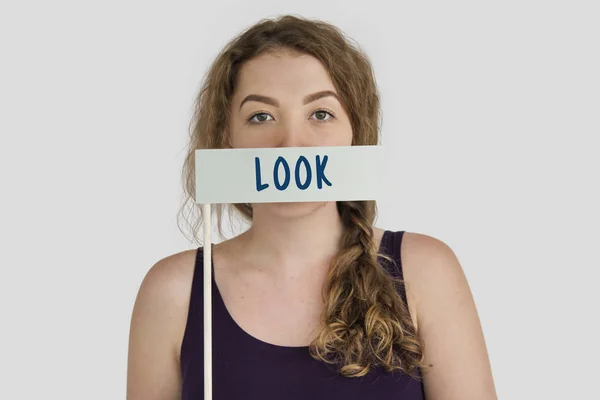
[[195, 145, 385, 204]]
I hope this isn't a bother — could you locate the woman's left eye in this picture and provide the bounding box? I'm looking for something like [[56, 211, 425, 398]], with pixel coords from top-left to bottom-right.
[[311, 110, 335, 122]]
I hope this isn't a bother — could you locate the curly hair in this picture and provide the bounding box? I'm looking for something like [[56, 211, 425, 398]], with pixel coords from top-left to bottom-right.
[[177, 14, 427, 379]]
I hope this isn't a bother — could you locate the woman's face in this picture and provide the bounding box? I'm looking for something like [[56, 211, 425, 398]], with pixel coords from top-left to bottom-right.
[[228, 49, 353, 149], [227, 49, 353, 218]]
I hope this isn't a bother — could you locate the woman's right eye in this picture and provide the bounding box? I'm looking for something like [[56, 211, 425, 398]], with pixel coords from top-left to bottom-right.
[[248, 112, 274, 124]]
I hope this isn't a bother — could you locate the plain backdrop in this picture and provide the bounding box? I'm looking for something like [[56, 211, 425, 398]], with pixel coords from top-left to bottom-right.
[[1, 1, 598, 399]]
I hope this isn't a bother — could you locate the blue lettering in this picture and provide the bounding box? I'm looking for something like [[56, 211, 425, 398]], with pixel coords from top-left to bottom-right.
[[294, 156, 311, 190], [255, 157, 269, 192], [316, 155, 332, 189], [273, 156, 290, 190], [255, 154, 332, 192]]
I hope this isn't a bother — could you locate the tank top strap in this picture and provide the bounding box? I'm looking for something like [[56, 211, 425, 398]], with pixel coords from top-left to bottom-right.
[[180, 245, 209, 382], [187, 245, 207, 318], [378, 230, 408, 306]]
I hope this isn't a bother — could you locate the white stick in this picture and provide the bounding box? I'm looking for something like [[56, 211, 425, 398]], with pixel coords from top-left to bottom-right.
[[203, 203, 212, 400]]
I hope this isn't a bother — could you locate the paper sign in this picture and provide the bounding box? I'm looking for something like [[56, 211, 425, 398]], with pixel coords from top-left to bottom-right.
[[194, 145, 385, 204]]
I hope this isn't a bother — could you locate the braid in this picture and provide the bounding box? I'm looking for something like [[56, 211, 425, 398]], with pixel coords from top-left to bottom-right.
[[308, 200, 426, 379]]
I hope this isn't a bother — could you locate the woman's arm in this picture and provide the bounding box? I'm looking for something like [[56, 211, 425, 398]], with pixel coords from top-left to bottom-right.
[[127, 252, 194, 400], [403, 232, 498, 400]]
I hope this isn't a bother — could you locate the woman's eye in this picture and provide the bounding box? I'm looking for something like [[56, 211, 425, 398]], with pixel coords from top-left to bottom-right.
[[248, 110, 334, 124], [249, 113, 274, 123], [311, 110, 334, 122]]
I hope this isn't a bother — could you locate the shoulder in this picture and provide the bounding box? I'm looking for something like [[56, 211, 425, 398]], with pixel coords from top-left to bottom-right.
[[400, 231, 471, 325], [388, 231, 464, 326], [401, 232, 464, 289], [148, 248, 198, 284], [127, 248, 200, 397], [130, 248, 199, 360], [400, 232, 498, 398], [400, 231, 463, 283], [136, 248, 198, 311]]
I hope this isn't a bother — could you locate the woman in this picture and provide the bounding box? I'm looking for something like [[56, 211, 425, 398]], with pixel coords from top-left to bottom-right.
[[127, 15, 497, 399]]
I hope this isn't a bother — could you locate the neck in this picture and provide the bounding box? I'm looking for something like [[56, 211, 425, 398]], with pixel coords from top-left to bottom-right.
[[239, 201, 345, 277]]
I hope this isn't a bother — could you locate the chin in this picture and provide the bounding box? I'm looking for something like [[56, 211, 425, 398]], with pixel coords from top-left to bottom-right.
[[253, 201, 330, 219]]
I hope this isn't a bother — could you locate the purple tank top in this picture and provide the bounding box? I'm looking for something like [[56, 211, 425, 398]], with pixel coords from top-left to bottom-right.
[[180, 230, 425, 399]]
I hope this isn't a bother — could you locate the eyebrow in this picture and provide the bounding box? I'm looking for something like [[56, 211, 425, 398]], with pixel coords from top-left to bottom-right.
[[239, 90, 341, 110]]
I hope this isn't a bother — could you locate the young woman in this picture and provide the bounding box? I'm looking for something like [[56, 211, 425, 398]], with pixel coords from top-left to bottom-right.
[[127, 15, 497, 400]]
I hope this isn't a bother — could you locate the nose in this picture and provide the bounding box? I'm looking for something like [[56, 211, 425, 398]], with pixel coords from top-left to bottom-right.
[[276, 122, 309, 148]]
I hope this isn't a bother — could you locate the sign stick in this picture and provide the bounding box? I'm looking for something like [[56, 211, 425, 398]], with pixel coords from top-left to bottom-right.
[[203, 203, 212, 400]]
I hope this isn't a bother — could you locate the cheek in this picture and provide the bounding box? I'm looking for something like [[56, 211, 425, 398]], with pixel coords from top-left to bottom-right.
[[227, 118, 263, 148], [229, 128, 275, 148], [328, 120, 353, 145]]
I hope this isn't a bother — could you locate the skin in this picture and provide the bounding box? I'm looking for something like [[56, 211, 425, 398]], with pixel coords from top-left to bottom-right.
[[126, 49, 497, 399]]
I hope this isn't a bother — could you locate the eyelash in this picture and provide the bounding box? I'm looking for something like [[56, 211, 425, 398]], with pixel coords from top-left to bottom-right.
[[247, 109, 336, 124]]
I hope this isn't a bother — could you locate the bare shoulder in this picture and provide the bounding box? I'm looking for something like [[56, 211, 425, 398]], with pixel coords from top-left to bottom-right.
[[400, 231, 498, 399], [138, 249, 198, 307], [400, 231, 465, 293], [400, 232, 476, 319], [393, 232, 458, 331], [140, 248, 199, 356], [126, 248, 198, 400]]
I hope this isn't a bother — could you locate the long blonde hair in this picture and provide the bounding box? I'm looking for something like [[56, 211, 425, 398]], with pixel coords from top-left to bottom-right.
[[177, 15, 426, 379]]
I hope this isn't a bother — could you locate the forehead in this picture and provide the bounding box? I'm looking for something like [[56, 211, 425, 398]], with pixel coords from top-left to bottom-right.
[[233, 50, 337, 97]]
